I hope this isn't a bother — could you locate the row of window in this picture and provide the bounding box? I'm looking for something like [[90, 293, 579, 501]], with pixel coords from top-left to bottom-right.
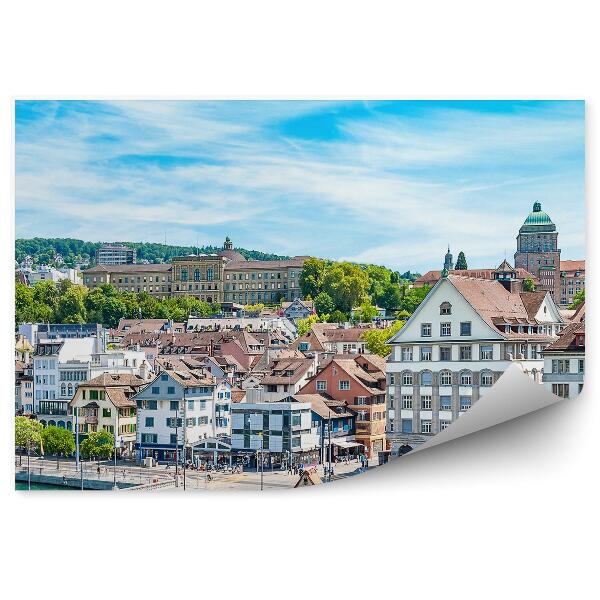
[[390, 370, 494, 386], [421, 321, 471, 337], [394, 394, 472, 410], [551, 359, 584, 374], [399, 345, 494, 361]]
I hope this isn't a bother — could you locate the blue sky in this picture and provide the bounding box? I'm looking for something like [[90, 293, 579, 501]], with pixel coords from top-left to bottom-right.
[[15, 100, 585, 273]]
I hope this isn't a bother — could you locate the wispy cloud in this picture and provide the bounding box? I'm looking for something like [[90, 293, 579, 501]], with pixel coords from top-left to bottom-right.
[[15, 100, 585, 272]]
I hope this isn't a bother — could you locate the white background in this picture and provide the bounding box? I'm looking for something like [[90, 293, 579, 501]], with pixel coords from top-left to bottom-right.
[[0, 2, 597, 598]]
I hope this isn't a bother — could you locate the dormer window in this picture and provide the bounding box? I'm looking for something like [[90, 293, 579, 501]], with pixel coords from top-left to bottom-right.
[[440, 302, 452, 315]]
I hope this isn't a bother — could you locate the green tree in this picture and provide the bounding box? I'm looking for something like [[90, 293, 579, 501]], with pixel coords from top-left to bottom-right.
[[455, 251, 468, 270], [362, 319, 405, 357], [379, 282, 403, 311], [353, 299, 378, 323], [314, 291, 335, 316], [297, 314, 320, 336], [15, 417, 43, 464], [15, 282, 35, 324], [32, 280, 59, 315], [56, 285, 88, 323], [321, 262, 369, 313], [41, 425, 75, 468], [569, 289, 585, 309], [80, 429, 115, 460], [400, 285, 431, 314], [523, 278, 536, 292], [299, 258, 328, 299]]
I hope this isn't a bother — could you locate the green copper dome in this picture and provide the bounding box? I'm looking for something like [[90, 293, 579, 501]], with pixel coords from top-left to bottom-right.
[[519, 202, 556, 233]]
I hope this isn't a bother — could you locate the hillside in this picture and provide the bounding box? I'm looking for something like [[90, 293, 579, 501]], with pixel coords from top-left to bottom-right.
[[15, 238, 290, 268]]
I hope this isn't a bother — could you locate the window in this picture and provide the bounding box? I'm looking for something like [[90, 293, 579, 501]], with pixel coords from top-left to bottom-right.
[[421, 396, 432, 409], [460, 322, 472, 336], [460, 396, 472, 410], [460, 371, 472, 386], [440, 346, 451, 361], [440, 322, 451, 336], [401, 419, 412, 433], [551, 359, 570, 374], [460, 345, 472, 360], [170, 400, 180, 411], [170, 434, 178, 445], [578, 359, 584, 374], [389, 374, 395, 385], [316, 380, 327, 391], [339, 380, 350, 391], [440, 371, 452, 386], [420, 346, 432, 361], [480, 371, 493, 387], [151, 386, 159, 395], [440, 420, 451, 430], [420, 371, 432, 386], [145, 417, 154, 427], [440, 302, 452, 315], [552, 384, 569, 398], [167, 386, 176, 395], [421, 323, 432, 337], [102, 408, 111, 418], [161, 374, 168, 381], [402, 372, 413, 386], [480, 345, 493, 360], [356, 396, 368, 405], [421, 420, 432, 434], [401, 347, 413, 361], [402, 395, 413, 409], [440, 396, 452, 410]]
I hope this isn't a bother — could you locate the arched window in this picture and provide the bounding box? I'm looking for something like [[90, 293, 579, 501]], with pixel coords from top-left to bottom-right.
[[480, 370, 493, 387], [181, 267, 188, 282], [440, 370, 452, 386], [194, 269, 200, 282], [67, 383, 73, 397], [401, 371, 413, 386], [440, 301, 452, 315], [40, 420, 47, 427], [60, 383, 66, 397], [207, 268, 214, 281], [66, 421, 72, 431], [420, 371, 433, 386], [460, 370, 472, 386], [57, 421, 65, 429], [48, 420, 56, 427]]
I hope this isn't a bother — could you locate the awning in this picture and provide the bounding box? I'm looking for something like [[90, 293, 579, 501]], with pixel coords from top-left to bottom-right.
[[331, 440, 364, 449]]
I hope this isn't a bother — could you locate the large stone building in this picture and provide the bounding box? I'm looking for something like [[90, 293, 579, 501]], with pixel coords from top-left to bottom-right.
[[559, 260, 585, 307], [82, 237, 309, 304], [514, 202, 562, 303], [386, 264, 564, 449]]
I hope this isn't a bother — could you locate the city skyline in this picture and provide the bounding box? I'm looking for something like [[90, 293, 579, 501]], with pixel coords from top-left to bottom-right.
[[16, 100, 585, 273]]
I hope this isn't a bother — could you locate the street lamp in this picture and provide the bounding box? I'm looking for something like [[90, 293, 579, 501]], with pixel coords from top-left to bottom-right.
[[113, 435, 122, 490]]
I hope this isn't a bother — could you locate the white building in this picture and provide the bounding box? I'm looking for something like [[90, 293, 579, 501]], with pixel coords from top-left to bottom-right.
[[542, 321, 585, 399], [134, 369, 231, 463], [386, 267, 563, 448], [24, 265, 81, 285], [33, 337, 152, 429], [230, 400, 319, 465]]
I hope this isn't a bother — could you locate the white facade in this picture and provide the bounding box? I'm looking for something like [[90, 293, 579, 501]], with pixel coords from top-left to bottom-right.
[[386, 277, 561, 446], [134, 372, 231, 462], [25, 266, 81, 285]]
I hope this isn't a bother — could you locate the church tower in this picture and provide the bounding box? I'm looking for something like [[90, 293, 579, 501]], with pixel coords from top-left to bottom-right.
[[514, 202, 561, 302], [223, 236, 233, 251], [443, 245, 454, 271]]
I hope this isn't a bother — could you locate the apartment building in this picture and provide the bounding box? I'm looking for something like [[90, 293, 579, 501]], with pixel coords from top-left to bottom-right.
[[386, 267, 563, 449], [82, 263, 173, 299], [298, 357, 387, 458], [95, 244, 136, 265], [230, 400, 319, 467], [559, 260, 585, 307], [134, 369, 230, 463], [69, 374, 149, 456]]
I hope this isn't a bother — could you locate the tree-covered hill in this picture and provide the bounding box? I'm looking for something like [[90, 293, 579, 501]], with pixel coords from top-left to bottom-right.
[[15, 237, 290, 268]]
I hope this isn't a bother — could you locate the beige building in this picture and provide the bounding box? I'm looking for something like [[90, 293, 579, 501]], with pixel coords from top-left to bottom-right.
[[82, 238, 309, 305], [69, 373, 149, 456]]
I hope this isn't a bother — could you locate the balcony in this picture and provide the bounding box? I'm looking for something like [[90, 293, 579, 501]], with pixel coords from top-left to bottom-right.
[[85, 415, 98, 425]]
